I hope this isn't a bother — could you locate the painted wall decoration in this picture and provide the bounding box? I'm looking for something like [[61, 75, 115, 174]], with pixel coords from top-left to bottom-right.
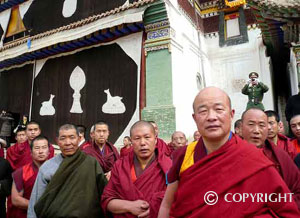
[[0, 64, 33, 116], [69, 66, 86, 113], [31, 42, 138, 144], [102, 89, 126, 114], [62, 0, 77, 18], [40, 94, 55, 116]]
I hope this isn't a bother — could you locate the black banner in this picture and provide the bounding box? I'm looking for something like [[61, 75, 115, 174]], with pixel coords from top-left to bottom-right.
[[23, 0, 129, 35], [32, 43, 138, 144]]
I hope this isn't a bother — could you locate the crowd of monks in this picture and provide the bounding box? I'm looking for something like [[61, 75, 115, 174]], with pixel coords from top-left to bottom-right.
[[0, 86, 300, 217]]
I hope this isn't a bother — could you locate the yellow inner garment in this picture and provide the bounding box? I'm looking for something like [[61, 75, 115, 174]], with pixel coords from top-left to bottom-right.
[[180, 141, 198, 174]]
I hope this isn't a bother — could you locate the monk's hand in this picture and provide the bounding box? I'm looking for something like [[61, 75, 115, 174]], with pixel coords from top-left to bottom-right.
[[128, 200, 149, 216], [138, 208, 150, 218], [105, 171, 111, 181]]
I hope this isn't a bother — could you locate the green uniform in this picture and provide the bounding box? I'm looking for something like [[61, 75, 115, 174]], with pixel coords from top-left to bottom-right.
[[242, 82, 269, 110]]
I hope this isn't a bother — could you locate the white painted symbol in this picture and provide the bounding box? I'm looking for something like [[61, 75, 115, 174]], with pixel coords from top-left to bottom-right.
[[40, 94, 55, 116], [102, 89, 126, 114], [69, 66, 86, 113], [122, 0, 130, 7], [62, 0, 77, 18]]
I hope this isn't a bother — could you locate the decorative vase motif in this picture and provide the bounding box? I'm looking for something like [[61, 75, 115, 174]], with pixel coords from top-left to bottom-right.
[[69, 66, 86, 113]]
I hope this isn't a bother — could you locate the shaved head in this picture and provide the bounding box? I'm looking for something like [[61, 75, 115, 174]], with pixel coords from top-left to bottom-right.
[[192, 86, 234, 153], [241, 108, 268, 147], [193, 87, 232, 112], [130, 121, 155, 137]]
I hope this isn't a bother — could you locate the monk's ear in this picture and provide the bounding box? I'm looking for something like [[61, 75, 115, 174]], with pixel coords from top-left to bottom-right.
[[192, 113, 196, 122], [230, 109, 235, 119]]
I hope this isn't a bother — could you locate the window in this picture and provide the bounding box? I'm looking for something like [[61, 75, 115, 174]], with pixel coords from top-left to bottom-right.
[[226, 17, 240, 38]]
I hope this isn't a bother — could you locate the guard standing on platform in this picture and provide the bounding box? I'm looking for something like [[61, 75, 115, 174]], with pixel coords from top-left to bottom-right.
[[242, 72, 269, 110]]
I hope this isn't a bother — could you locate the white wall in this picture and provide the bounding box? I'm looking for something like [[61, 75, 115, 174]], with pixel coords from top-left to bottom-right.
[[166, 0, 274, 139], [202, 28, 274, 123], [289, 48, 299, 95], [166, 0, 206, 141]]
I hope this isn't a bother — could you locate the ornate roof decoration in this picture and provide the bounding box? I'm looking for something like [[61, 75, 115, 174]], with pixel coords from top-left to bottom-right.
[[225, 0, 246, 8], [248, 0, 300, 48], [0, 0, 26, 13], [1, 0, 155, 52], [0, 0, 157, 70], [251, 0, 300, 9]]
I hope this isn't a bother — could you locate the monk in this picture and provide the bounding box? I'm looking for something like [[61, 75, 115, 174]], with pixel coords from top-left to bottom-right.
[[150, 121, 172, 157], [76, 124, 88, 147], [234, 119, 243, 138], [15, 127, 27, 144], [120, 136, 132, 158], [81, 121, 119, 179], [79, 125, 94, 150], [7, 121, 54, 171], [193, 130, 201, 142], [242, 108, 300, 209], [158, 87, 300, 217], [27, 124, 107, 218], [101, 121, 172, 218], [11, 135, 50, 218], [6, 121, 54, 218], [265, 110, 296, 159], [290, 114, 300, 153], [171, 131, 187, 150]]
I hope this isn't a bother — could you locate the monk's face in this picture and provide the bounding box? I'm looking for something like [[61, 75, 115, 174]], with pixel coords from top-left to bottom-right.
[[192, 87, 234, 143], [94, 124, 109, 146], [234, 125, 242, 138], [242, 109, 268, 147], [193, 131, 201, 141], [26, 124, 41, 142], [172, 132, 187, 149], [57, 128, 79, 157], [290, 115, 300, 139], [131, 125, 156, 160], [278, 121, 285, 135], [15, 130, 27, 144], [267, 116, 279, 140], [123, 137, 131, 146], [32, 139, 49, 163]]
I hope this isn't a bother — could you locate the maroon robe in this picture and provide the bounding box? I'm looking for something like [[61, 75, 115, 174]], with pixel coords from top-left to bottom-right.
[[291, 138, 300, 154], [120, 146, 133, 158], [101, 146, 172, 218], [170, 135, 300, 217], [82, 142, 119, 173], [6, 141, 54, 218], [156, 137, 173, 157], [79, 140, 91, 150], [0, 147, 4, 158], [11, 162, 38, 218], [6, 141, 54, 171], [263, 139, 300, 209], [276, 134, 297, 159]]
